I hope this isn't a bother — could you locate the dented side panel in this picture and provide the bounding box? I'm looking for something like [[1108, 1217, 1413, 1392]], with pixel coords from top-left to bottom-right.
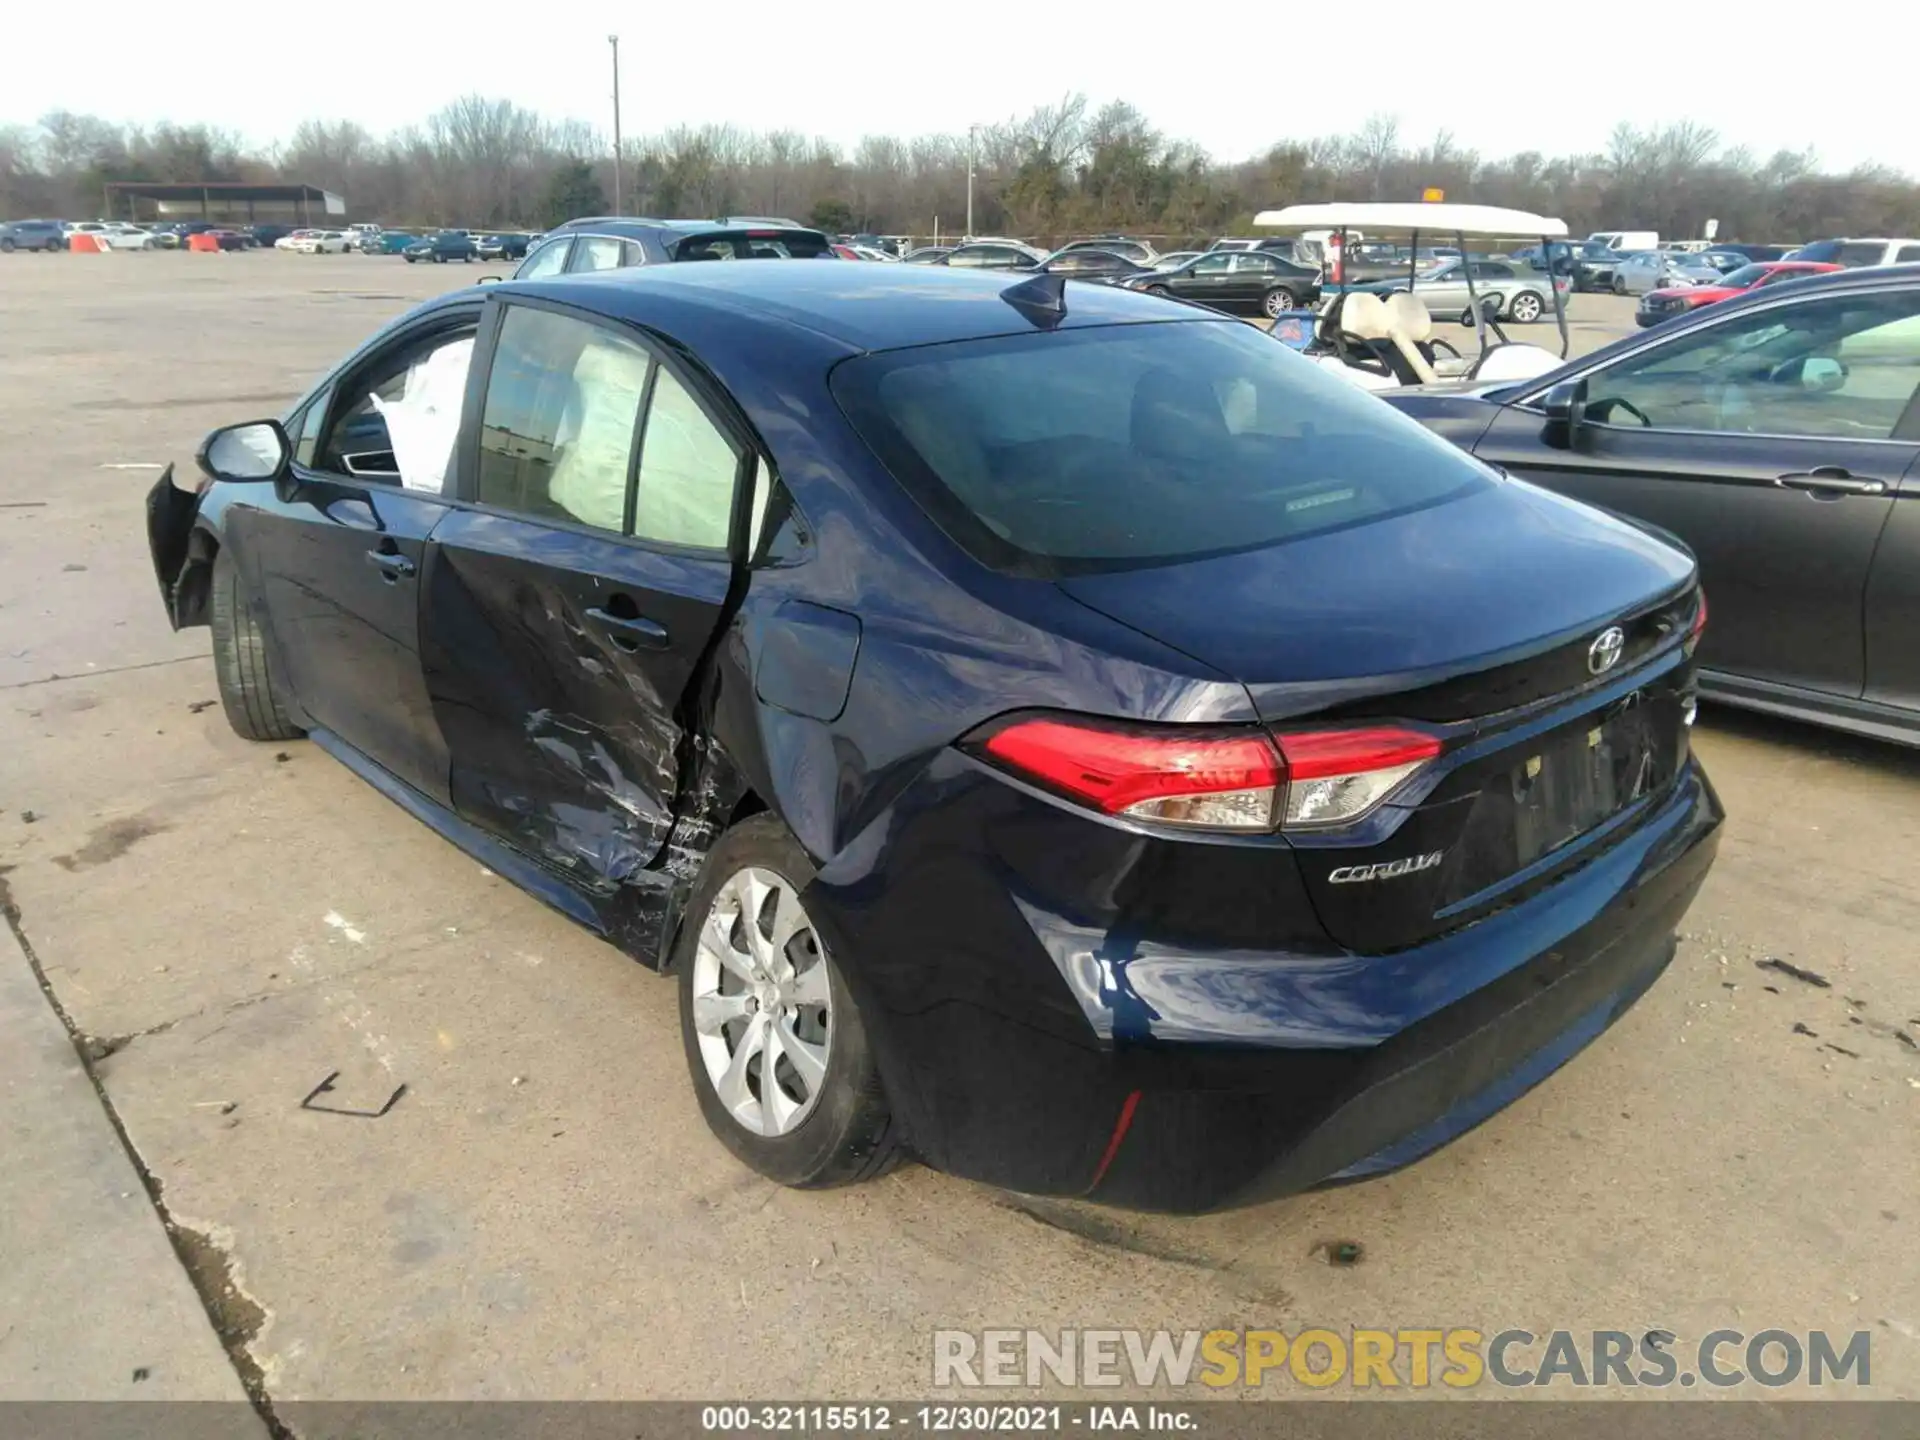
[[421, 507, 734, 893]]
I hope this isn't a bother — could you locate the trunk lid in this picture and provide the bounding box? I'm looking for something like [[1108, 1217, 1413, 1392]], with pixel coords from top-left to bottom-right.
[[1059, 478, 1701, 953]]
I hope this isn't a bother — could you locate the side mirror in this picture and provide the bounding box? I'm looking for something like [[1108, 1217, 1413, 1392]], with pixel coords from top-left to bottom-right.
[[476, 274, 501, 284], [1539, 378, 1588, 449], [197, 420, 290, 485], [1796, 356, 1847, 393]]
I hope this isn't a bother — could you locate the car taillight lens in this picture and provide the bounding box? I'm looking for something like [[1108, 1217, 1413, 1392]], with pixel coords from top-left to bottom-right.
[[971, 718, 1442, 833], [978, 718, 1282, 830], [1688, 588, 1708, 647], [1274, 726, 1443, 828]]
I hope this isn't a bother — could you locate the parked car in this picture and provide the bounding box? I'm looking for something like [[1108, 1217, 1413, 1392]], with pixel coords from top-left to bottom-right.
[[1354, 258, 1563, 324], [1036, 246, 1153, 285], [1588, 229, 1659, 253], [405, 231, 478, 264], [1383, 264, 1920, 746], [1563, 240, 1629, 293], [901, 246, 954, 264], [344, 223, 383, 251], [512, 218, 837, 279], [204, 229, 252, 252], [1052, 236, 1157, 265], [367, 231, 420, 255], [1635, 260, 1843, 326], [0, 219, 67, 252], [245, 225, 295, 250], [1124, 248, 1323, 317], [1713, 243, 1792, 263], [1784, 238, 1920, 268], [1148, 250, 1201, 271], [275, 230, 319, 252], [146, 261, 1719, 1210], [65, 222, 154, 251], [1612, 251, 1719, 296], [290, 230, 350, 255], [474, 232, 532, 261], [943, 240, 1047, 271]]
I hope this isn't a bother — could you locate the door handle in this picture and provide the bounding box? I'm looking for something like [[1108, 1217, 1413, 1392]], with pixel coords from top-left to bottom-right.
[[365, 549, 416, 581], [586, 606, 668, 652], [1775, 468, 1889, 497]]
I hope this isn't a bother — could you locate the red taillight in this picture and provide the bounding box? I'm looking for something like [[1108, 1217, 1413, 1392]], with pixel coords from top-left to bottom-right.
[[1273, 726, 1442, 828], [1690, 588, 1709, 641], [972, 717, 1441, 833], [981, 718, 1282, 831]]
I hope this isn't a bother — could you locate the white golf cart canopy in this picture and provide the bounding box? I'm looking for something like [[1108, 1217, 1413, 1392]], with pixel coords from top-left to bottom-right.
[[1254, 202, 1568, 238]]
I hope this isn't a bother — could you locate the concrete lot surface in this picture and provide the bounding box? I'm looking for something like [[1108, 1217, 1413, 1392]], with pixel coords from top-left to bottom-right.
[[0, 254, 1915, 1409]]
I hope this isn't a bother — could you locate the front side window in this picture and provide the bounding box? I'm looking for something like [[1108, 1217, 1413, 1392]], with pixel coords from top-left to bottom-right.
[[517, 237, 572, 280], [475, 306, 650, 532], [1191, 254, 1232, 275], [1581, 290, 1920, 440], [832, 319, 1493, 577], [571, 236, 627, 273], [314, 328, 477, 491]]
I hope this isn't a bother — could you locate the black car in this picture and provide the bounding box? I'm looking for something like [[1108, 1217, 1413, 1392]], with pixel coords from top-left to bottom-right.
[[0, 219, 67, 252], [1383, 264, 1920, 747], [513, 218, 836, 279], [405, 230, 478, 263], [146, 262, 1718, 1212], [1124, 248, 1322, 318], [1036, 246, 1153, 285], [943, 240, 1047, 271], [476, 232, 532, 261], [246, 224, 295, 250], [1053, 236, 1156, 265]]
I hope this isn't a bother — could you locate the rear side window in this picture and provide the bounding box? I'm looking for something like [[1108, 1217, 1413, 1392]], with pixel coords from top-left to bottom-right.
[[571, 236, 628, 273], [517, 237, 571, 279], [475, 306, 649, 533], [632, 368, 740, 550], [832, 320, 1493, 577], [1897, 245, 1920, 264]]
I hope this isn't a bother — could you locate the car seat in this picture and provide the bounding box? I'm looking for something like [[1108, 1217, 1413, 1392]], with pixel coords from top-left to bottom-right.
[[1383, 293, 1467, 379], [1339, 292, 1439, 385]]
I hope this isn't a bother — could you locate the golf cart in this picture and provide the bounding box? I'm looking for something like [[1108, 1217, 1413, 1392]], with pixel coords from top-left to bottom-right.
[[1254, 203, 1573, 392]]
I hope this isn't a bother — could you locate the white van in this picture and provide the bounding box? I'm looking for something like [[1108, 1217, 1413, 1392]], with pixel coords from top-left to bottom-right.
[[1588, 230, 1658, 252]]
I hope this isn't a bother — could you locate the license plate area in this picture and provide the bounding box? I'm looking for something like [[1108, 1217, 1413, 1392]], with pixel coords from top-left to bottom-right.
[[1439, 691, 1682, 907]]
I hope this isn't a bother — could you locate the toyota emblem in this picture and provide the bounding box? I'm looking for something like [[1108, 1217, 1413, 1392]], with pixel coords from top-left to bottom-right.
[[1588, 626, 1626, 675]]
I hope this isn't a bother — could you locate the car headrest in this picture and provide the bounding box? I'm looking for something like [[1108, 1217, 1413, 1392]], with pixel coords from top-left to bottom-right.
[[1384, 291, 1433, 343], [1336, 291, 1393, 341]]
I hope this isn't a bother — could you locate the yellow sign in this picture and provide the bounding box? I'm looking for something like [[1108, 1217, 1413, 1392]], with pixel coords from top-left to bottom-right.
[[1422, 187, 1445, 203]]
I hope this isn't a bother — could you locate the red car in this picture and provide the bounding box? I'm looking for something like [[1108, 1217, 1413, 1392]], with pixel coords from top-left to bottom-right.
[[1635, 260, 1842, 325]]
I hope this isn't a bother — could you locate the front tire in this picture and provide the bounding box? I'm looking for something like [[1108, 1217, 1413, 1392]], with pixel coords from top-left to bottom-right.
[[677, 815, 901, 1189], [1612, 274, 1628, 296], [210, 547, 302, 742]]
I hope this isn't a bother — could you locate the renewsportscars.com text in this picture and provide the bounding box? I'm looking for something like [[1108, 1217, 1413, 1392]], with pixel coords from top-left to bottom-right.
[[932, 1328, 1872, 1391]]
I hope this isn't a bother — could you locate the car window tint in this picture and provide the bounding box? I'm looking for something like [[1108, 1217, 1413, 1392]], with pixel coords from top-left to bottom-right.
[[1897, 245, 1920, 264], [315, 331, 475, 491], [518, 237, 571, 279], [1583, 290, 1920, 440], [572, 236, 626, 272], [1838, 243, 1885, 267], [620, 240, 646, 266], [833, 319, 1492, 577], [632, 367, 739, 550], [476, 307, 649, 532], [1192, 254, 1232, 274]]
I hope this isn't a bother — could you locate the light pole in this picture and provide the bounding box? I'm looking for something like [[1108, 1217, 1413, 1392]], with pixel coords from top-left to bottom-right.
[[608, 34, 623, 216], [966, 124, 976, 240]]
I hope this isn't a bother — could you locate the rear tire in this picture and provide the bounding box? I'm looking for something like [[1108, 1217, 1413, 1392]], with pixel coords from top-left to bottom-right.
[[1509, 291, 1544, 323], [676, 814, 902, 1190], [210, 547, 303, 743]]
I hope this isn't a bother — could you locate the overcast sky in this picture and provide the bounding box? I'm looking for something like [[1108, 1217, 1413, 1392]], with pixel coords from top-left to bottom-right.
[[8, 8, 1914, 177]]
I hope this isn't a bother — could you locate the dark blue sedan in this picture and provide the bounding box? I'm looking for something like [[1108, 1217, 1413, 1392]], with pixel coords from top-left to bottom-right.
[[144, 263, 1720, 1211]]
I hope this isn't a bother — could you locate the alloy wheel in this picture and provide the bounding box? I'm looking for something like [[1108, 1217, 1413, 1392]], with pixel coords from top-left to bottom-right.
[[1264, 288, 1297, 318], [1511, 292, 1543, 322], [690, 866, 833, 1138]]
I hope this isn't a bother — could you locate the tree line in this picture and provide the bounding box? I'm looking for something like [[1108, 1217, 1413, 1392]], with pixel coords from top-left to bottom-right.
[[4, 94, 1917, 246]]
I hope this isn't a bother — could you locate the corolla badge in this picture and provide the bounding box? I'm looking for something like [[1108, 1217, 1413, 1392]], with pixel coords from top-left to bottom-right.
[[1328, 851, 1445, 884], [1588, 625, 1626, 676]]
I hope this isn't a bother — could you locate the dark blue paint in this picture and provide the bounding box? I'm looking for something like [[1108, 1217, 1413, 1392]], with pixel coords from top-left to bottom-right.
[[751, 600, 862, 722], [147, 262, 1724, 1212]]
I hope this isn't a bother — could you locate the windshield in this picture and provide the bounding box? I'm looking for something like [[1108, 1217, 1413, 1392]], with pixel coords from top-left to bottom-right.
[[1716, 264, 1769, 288], [831, 319, 1494, 577]]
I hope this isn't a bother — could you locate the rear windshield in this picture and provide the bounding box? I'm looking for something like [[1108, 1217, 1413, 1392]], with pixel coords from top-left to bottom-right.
[[832, 319, 1494, 577], [670, 228, 834, 261]]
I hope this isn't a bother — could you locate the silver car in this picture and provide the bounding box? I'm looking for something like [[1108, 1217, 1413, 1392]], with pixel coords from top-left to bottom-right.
[[1612, 251, 1719, 296], [1364, 258, 1560, 324]]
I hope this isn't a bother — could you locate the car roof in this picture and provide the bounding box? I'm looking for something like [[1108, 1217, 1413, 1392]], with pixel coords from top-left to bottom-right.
[[496, 259, 1213, 355], [551, 216, 826, 236]]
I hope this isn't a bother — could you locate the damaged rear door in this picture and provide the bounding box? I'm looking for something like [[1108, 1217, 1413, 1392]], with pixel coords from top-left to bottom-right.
[[422, 297, 747, 887]]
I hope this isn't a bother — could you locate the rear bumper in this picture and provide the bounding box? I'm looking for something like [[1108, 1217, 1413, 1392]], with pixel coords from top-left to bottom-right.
[[809, 754, 1721, 1213]]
